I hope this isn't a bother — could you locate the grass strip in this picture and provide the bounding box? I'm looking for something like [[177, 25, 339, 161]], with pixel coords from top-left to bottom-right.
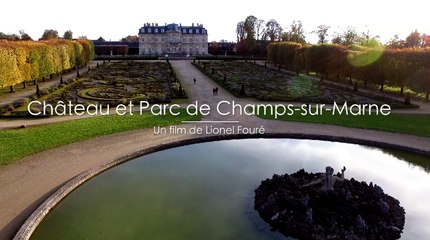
[[0, 110, 199, 165], [258, 110, 430, 137]]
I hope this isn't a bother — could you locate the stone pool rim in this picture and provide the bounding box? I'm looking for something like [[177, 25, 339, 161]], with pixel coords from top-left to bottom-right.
[[14, 133, 430, 240]]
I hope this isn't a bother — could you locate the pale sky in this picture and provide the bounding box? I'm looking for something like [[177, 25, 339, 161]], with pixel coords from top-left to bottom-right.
[[1, 0, 428, 44]]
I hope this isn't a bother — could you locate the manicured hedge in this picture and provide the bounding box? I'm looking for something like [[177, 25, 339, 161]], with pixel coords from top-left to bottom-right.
[[0, 39, 94, 88]]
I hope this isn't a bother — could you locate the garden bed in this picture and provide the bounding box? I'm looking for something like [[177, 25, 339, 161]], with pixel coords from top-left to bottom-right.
[[193, 61, 416, 107], [1, 61, 187, 116]]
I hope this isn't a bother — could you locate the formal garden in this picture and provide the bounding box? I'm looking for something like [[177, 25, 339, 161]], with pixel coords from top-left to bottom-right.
[[193, 60, 414, 108], [0, 61, 186, 116], [43, 61, 185, 104]]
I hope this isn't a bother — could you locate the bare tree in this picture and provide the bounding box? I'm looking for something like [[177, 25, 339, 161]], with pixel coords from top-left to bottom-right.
[[255, 19, 265, 41], [282, 20, 306, 44], [386, 35, 405, 48], [342, 27, 359, 46], [236, 21, 246, 42], [331, 31, 342, 44], [265, 19, 282, 42], [314, 25, 330, 44]]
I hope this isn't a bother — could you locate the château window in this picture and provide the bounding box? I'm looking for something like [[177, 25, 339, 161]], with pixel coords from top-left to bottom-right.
[[161, 29, 165, 33], [189, 29, 192, 34], [155, 28, 158, 33], [148, 28, 152, 33], [196, 29, 200, 34]]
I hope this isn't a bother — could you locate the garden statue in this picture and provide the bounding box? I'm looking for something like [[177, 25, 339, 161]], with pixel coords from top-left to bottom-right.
[[303, 166, 346, 191]]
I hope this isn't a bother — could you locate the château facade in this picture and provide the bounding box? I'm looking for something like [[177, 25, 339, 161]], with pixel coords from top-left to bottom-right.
[[138, 23, 208, 56]]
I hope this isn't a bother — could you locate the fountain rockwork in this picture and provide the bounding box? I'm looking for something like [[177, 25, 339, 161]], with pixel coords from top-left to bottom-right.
[[254, 169, 405, 240]]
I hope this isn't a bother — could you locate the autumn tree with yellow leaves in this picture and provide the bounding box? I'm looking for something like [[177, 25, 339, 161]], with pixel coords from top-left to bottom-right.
[[0, 39, 94, 91]]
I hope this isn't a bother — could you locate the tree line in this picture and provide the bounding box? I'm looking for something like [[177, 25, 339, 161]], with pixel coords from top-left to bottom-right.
[[0, 39, 95, 91], [0, 29, 79, 41], [268, 42, 430, 100], [236, 15, 430, 55]]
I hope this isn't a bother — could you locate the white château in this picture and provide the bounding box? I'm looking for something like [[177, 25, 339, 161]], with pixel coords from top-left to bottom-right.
[[138, 22, 208, 55]]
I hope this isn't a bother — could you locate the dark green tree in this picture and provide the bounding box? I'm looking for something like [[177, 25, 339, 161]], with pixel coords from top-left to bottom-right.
[[121, 35, 139, 42], [40, 29, 59, 40], [63, 30, 73, 40], [244, 15, 257, 53], [0, 32, 20, 40], [19, 30, 33, 41]]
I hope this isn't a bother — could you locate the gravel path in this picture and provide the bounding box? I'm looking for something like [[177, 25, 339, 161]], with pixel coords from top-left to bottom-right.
[[1, 60, 430, 240]]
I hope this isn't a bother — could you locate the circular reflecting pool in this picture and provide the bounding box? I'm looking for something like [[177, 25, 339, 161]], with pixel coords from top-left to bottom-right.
[[31, 139, 430, 240]]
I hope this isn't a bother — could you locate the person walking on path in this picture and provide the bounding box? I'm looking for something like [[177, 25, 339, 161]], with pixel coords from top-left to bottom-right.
[[193, 78, 196, 84]]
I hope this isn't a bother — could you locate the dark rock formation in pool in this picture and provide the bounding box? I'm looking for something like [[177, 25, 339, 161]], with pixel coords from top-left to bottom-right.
[[254, 169, 405, 240]]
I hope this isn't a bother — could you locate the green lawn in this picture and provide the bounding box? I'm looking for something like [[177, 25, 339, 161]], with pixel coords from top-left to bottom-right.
[[0, 110, 200, 165], [258, 110, 430, 137]]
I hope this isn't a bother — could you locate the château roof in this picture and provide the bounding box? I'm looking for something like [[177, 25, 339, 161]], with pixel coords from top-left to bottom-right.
[[139, 22, 208, 35]]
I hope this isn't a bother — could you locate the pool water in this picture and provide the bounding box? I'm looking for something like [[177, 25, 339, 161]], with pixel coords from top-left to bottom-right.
[[30, 139, 430, 240]]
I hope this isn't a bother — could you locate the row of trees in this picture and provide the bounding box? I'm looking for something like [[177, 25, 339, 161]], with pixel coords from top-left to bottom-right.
[[236, 15, 430, 55], [235, 15, 381, 55], [0, 29, 77, 41], [267, 42, 430, 100], [235, 16, 283, 55], [387, 31, 430, 49], [0, 39, 95, 91], [236, 17, 303, 43]]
